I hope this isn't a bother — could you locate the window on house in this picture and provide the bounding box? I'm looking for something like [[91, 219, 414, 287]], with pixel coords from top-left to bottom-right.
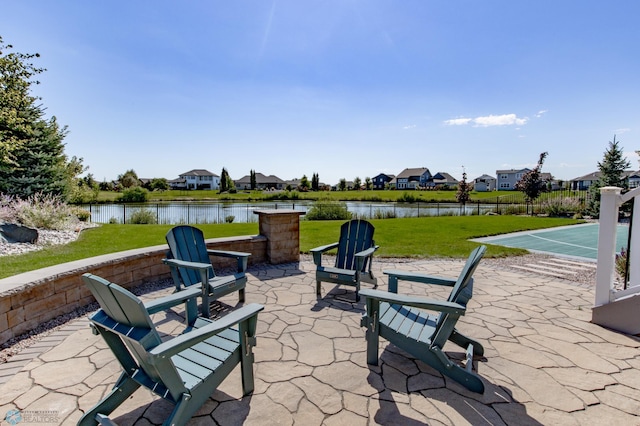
[[500, 183, 510, 189], [500, 174, 508, 180]]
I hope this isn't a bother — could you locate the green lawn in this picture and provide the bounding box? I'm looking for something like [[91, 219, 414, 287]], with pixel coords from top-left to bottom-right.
[[0, 216, 582, 279], [97, 189, 587, 204]]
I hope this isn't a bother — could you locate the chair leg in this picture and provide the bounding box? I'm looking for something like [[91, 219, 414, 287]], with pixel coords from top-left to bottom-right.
[[78, 374, 140, 426], [239, 288, 246, 303], [450, 329, 485, 357], [316, 280, 322, 296]]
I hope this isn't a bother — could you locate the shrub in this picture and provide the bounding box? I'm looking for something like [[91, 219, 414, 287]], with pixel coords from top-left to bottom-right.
[[372, 208, 396, 219], [129, 209, 157, 224], [225, 215, 235, 223], [117, 187, 149, 203], [9, 193, 79, 230], [305, 201, 352, 220], [541, 197, 583, 217], [398, 192, 420, 203], [72, 207, 91, 222], [616, 246, 628, 284]]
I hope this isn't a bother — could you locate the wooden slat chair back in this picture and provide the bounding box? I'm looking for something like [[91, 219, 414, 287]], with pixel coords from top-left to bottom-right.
[[335, 219, 375, 271], [311, 219, 379, 302], [166, 224, 216, 286], [79, 273, 263, 426], [361, 245, 487, 393], [164, 225, 250, 317]]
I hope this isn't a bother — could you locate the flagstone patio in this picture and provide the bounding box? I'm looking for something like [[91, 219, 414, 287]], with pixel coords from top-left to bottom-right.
[[0, 257, 638, 425]]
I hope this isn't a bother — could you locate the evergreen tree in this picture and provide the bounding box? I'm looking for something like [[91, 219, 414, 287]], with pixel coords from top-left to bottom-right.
[[311, 173, 319, 191], [587, 136, 631, 216], [338, 178, 347, 191], [0, 37, 82, 199], [220, 167, 229, 192], [250, 169, 256, 190]]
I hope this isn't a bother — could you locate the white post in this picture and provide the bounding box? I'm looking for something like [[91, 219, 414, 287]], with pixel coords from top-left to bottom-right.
[[595, 187, 621, 306]]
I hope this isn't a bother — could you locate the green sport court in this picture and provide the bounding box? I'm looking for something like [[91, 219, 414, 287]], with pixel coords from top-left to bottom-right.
[[472, 223, 629, 261]]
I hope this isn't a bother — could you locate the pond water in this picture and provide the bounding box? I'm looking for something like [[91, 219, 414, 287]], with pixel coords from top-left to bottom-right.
[[82, 201, 501, 224]]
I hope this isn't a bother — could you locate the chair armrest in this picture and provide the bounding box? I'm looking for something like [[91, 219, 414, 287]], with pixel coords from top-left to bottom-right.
[[149, 303, 265, 358], [355, 245, 378, 259], [310, 242, 339, 266], [384, 269, 456, 286], [359, 289, 466, 315], [207, 249, 250, 273], [144, 285, 202, 315], [163, 258, 211, 271]]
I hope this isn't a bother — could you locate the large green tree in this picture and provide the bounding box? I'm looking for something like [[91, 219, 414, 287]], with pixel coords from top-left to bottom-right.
[[116, 169, 139, 189], [0, 36, 82, 199], [588, 136, 631, 216]]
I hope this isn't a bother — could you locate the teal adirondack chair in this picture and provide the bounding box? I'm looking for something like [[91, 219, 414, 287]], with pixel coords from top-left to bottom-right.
[[360, 245, 487, 393], [311, 219, 379, 302], [78, 273, 264, 426], [164, 225, 250, 317]]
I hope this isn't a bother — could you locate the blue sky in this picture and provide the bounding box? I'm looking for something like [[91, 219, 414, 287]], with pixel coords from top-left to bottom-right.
[[2, 1, 638, 185]]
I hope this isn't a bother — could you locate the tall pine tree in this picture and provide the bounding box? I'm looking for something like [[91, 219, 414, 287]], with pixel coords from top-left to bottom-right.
[[0, 36, 82, 199], [587, 136, 631, 216]]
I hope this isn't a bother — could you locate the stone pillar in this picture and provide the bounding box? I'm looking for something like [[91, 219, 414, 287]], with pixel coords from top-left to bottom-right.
[[254, 209, 305, 264]]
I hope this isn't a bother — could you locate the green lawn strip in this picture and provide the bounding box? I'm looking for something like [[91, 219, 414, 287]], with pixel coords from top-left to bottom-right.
[[98, 189, 585, 204], [300, 216, 582, 258], [0, 216, 582, 279], [0, 223, 258, 279]]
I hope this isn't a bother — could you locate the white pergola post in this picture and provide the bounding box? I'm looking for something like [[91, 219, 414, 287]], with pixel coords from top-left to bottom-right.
[[594, 187, 621, 306]]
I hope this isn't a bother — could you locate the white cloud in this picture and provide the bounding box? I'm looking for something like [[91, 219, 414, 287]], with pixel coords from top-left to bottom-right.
[[473, 114, 528, 127], [443, 118, 473, 126], [615, 128, 631, 134], [444, 113, 528, 127], [403, 124, 416, 130], [535, 110, 548, 118]]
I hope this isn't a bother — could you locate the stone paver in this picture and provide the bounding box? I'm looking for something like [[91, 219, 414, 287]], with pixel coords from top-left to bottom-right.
[[0, 258, 639, 425]]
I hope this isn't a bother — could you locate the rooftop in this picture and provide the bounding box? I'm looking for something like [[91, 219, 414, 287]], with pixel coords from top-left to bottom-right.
[[0, 257, 638, 424]]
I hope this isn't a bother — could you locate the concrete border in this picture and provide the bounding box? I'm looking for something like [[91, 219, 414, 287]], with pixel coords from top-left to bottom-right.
[[0, 209, 303, 346]]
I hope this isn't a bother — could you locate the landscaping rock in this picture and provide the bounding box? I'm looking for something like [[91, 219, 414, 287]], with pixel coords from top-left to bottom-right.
[[0, 223, 39, 244]]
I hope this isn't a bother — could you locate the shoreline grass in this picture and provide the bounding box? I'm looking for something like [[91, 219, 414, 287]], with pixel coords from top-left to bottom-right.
[[0, 216, 582, 280]]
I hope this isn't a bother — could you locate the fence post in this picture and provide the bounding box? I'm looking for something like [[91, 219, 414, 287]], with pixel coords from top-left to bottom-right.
[[595, 187, 621, 306]]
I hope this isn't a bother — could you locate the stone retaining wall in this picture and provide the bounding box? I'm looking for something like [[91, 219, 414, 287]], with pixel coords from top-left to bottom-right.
[[0, 210, 303, 346]]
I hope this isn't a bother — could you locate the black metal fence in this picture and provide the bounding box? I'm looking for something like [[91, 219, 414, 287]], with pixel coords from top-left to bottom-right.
[[81, 190, 589, 224]]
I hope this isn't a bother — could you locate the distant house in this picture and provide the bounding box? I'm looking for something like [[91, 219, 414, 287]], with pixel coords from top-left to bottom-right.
[[570, 170, 638, 190], [496, 169, 530, 190], [496, 169, 558, 191], [395, 168, 432, 189], [474, 174, 496, 192], [171, 169, 219, 190], [429, 172, 458, 189], [629, 172, 640, 189], [372, 173, 395, 190], [235, 172, 286, 190]]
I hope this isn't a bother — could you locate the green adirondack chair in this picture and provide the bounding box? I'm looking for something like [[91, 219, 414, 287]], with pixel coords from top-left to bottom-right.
[[360, 245, 487, 393], [311, 219, 379, 302], [164, 225, 250, 317], [78, 273, 264, 426]]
